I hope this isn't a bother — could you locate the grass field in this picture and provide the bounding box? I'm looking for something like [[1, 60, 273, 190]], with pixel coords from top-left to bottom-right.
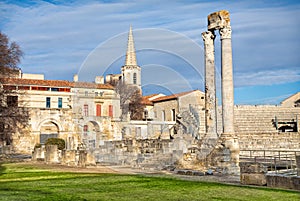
[[0, 163, 299, 201]]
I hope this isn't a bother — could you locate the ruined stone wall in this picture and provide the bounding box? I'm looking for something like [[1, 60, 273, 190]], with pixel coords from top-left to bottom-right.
[[32, 145, 91, 167], [11, 108, 76, 154], [94, 136, 194, 169], [266, 174, 300, 190], [178, 91, 205, 112], [179, 91, 206, 135]]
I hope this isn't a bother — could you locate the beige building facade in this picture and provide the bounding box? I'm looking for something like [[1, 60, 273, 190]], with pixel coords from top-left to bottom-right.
[[0, 73, 121, 154]]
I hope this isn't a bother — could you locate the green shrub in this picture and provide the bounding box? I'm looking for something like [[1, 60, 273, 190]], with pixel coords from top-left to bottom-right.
[[45, 138, 65, 150], [34, 143, 42, 149]]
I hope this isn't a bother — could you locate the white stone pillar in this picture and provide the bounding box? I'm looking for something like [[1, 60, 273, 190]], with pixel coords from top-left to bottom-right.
[[220, 26, 234, 135], [202, 31, 217, 137]]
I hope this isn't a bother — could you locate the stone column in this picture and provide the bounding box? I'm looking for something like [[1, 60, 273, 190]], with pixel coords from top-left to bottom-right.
[[202, 31, 217, 138], [220, 25, 234, 136]]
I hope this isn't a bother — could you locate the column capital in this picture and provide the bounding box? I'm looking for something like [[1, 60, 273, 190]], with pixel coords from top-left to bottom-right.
[[219, 26, 232, 39], [202, 31, 215, 43]]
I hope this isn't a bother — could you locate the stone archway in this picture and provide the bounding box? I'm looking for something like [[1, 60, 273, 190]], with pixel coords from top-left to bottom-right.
[[82, 121, 101, 149], [39, 121, 60, 144]]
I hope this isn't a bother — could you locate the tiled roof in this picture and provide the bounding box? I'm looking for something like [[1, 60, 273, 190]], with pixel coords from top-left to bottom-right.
[[151, 90, 198, 102], [73, 82, 114, 89], [0, 78, 73, 87], [141, 96, 155, 105], [0, 78, 114, 89], [143, 94, 159, 99]]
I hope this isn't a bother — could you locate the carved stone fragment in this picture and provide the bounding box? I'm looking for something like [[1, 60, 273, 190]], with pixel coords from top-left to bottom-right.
[[208, 10, 230, 30]]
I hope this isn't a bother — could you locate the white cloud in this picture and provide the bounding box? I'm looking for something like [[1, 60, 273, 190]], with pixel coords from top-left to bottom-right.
[[1, 0, 299, 104], [235, 68, 300, 87]]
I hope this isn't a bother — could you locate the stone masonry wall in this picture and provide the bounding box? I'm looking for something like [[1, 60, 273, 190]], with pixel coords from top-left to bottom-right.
[[95, 135, 194, 169], [234, 105, 300, 133], [238, 132, 300, 151], [235, 105, 300, 151]]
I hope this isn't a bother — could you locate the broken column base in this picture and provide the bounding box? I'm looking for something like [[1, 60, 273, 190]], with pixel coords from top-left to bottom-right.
[[205, 134, 240, 175]]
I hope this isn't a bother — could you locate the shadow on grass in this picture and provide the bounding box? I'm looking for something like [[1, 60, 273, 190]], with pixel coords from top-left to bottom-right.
[[0, 163, 7, 176]]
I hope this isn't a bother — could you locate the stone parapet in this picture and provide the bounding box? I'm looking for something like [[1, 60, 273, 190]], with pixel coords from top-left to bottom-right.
[[266, 174, 300, 190], [240, 162, 267, 186]]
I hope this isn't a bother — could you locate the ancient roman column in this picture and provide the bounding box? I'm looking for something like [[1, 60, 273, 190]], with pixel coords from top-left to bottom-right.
[[219, 25, 234, 136], [202, 31, 217, 137]]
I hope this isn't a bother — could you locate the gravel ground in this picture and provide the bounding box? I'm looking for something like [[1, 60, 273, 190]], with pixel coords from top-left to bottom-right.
[[2, 160, 240, 184]]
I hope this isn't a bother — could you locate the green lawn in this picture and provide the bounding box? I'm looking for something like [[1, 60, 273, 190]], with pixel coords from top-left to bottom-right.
[[0, 163, 298, 201]]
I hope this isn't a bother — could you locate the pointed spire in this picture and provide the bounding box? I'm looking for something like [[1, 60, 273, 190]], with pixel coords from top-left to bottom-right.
[[125, 25, 137, 66]]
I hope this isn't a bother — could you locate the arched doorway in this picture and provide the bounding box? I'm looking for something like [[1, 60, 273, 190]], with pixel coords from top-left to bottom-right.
[[82, 121, 101, 149], [40, 121, 59, 144]]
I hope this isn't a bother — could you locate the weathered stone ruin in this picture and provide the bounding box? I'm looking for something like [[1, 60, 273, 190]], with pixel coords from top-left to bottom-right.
[[2, 10, 298, 189]]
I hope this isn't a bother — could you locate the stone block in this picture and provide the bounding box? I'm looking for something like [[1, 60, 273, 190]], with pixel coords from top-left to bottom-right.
[[45, 145, 59, 164], [32, 147, 45, 161], [296, 155, 300, 176], [266, 175, 300, 190], [240, 173, 267, 186], [240, 162, 268, 174], [208, 10, 230, 30]]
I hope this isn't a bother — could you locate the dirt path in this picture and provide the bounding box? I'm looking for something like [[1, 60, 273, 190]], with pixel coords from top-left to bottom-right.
[[23, 161, 119, 174], [18, 161, 240, 184]]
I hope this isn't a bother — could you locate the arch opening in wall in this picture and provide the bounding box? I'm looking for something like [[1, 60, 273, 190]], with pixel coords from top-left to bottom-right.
[[82, 121, 101, 149], [40, 121, 59, 144]]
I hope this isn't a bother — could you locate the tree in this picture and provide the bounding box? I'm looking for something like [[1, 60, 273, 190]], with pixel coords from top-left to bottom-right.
[[0, 32, 22, 77], [115, 81, 144, 120], [0, 32, 28, 147]]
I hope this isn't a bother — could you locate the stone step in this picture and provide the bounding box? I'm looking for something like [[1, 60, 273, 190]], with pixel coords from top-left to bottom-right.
[[234, 122, 275, 125], [235, 125, 276, 128], [235, 126, 277, 129]]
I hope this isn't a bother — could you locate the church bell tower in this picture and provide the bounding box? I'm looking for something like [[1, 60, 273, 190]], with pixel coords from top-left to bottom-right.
[[121, 26, 141, 90]]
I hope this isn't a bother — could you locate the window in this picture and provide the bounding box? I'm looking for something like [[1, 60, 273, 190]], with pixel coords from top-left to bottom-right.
[[18, 86, 30, 90], [58, 88, 70, 92], [144, 109, 148, 119], [83, 125, 88, 135], [96, 104, 101, 116], [58, 98, 62, 108], [46, 97, 51, 108], [171, 109, 176, 121], [133, 73, 137, 84], [4, 85, 17, 90], [85, 91, 88, 96], [83, 125, 88, 132], [109, 105, 113, 117], [7, 96, 18, 107], [162, 110, 165, 121], [32, 86, 48, 91], [84, 104, 88, 116]]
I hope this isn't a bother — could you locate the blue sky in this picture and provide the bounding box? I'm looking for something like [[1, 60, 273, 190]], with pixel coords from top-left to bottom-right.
[[1, 0, 299, 105]]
